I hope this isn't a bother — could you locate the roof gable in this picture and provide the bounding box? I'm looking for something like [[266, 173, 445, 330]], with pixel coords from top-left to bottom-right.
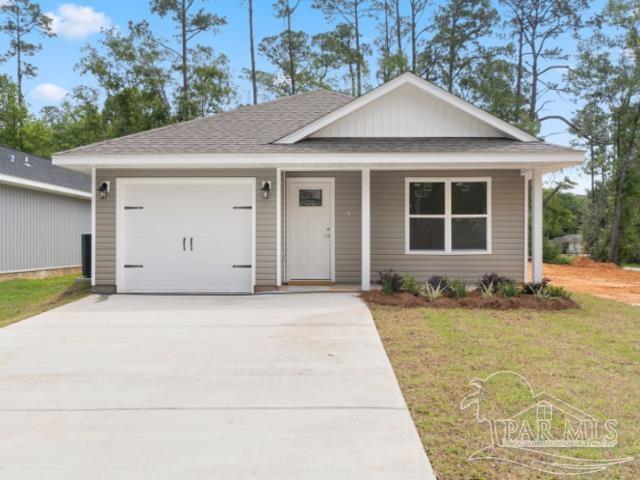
[[276, 73, 537, 143]]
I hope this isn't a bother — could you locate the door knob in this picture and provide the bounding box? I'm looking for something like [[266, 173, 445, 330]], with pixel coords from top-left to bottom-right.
[[190, 237, 194, 251]]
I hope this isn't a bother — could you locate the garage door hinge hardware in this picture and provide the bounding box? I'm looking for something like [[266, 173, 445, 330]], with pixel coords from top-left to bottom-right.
[[233, 206, 252, 210], [233, 265, 252, 268], [124, 206, 144, 210], [124, 264, 144, 268]]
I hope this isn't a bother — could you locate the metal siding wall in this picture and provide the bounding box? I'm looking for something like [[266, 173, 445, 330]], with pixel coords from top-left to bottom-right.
[[94, 169, 277, 288], [0, 183, 91, 273]]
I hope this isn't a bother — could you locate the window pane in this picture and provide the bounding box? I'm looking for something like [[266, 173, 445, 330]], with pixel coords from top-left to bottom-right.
[[452, 218, 487, 250], [299, 189, 322, 207], [452, 182, 487, 214], [410, 218, 445, 250], [409, 182, 445, 215]]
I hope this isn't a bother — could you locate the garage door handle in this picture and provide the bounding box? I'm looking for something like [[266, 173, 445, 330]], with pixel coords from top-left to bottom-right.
[[190, 237, 193, 251], [233, 265, 252, 268], [233, 206, 252, 210], [183, 237, 186, 251]]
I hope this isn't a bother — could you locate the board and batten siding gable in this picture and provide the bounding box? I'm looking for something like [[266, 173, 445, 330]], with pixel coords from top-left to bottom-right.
[[311, 83, 504, 138], [285, 171, 361, 283], [371, 170, 525, 283], [1, 183, 90, 273], [94, 169, 277, 290]]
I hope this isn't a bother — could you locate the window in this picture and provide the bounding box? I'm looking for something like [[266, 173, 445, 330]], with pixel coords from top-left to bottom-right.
[[406, 178, 491, 254], [299, 189, 322, 207]]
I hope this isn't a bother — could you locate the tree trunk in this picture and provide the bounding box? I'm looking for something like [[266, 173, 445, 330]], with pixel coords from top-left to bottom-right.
[[287, 2, 296, 95], [248, 0, 257, 104], [16, 12, 23, 106], [589, 138, 595, 203], [382, 0, 390, 82], [354, 0, 362, 96], [447, 15, 456, 93], [514, 22, 524, 122], [410, 1, 417, 72], [181, 0, 189, 117], [394, 0, 402, 57]]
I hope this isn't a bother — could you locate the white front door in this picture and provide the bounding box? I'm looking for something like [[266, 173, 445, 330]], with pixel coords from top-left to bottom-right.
[[118, 178, 254, 293], [287, 178, 334, 281]]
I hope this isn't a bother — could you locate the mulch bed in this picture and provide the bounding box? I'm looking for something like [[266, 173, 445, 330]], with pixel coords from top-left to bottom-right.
[[361, 289, 578, 310]]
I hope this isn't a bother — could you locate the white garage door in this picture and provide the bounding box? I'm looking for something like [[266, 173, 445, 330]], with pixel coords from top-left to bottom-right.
[[117, 178, 254, 293]]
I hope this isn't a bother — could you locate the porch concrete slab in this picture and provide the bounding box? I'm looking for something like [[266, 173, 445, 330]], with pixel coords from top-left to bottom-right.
[[0, 293, 435, 479]]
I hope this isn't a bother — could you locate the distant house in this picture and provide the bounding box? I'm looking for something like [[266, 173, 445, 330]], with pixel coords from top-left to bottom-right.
[[550, 234, 584, 255], [0, 145, 91, 279]]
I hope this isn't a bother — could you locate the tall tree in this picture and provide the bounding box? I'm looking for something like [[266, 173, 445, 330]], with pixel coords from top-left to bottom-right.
[[313, 0, 370, 96], [273, 0, 302, 95], [568, 0, 640, 264], [501, 0, 587, 123], [408, 0, 430, 73], [245, 0, 258, 104], [77, 24, 174, 137], [0, 0, 54, 105], [147, 0, 227, 120], [420, 0, 497, 96]]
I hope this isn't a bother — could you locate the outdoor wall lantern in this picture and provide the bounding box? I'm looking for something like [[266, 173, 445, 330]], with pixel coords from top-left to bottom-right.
[[98, 180, 110, 200], [261, 181, 271, 200]]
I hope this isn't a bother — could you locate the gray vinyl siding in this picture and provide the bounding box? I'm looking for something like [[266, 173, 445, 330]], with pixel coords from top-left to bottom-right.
[[94, 169, 277, 289], [0, 183, 90, 273], [285, 171, 361, 283], [371, 170, 525, 283]]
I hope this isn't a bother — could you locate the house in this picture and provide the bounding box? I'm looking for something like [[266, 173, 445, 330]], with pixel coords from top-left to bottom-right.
[[550, 233, 584, 255], [0, 145, 91, 279], [52, 73, 583, 294]]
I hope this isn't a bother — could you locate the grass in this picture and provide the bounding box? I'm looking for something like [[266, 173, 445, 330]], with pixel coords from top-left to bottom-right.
[[622, 262, 640, 269], [370, 294, 640, 479], [0, 275, 91, 328]]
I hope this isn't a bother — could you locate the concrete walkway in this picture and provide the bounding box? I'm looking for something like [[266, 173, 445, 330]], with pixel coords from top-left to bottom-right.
[[0, 293, 435, 479]]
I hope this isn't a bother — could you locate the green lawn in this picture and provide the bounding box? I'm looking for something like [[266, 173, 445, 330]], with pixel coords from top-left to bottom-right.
[[0, 275, 91, 328], [370, 294, 640, 479]]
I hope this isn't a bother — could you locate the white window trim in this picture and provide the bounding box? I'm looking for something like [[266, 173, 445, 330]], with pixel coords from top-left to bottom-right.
[[405, 177, 492, 255]]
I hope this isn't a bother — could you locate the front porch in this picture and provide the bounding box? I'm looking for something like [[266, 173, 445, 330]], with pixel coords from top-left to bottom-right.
[[274, 168, 545, 292]]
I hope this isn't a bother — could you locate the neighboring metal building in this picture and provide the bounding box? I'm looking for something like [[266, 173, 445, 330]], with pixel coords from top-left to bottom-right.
[[0, 145, 91, 275]]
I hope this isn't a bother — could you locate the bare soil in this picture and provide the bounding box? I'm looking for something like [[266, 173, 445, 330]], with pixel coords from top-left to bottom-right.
[[544, 257, 640, 306], [361, 289, 577, 310]]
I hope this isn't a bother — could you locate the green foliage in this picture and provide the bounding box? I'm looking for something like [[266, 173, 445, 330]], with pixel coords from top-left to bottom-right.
[[448, 279, 468, 299], [478, 273, 509, 291], [402, 274, 420, 296], [424, 282, 445, 302], [377, 270, 403, 294], [479, 282, 495, 298], [498, 280, 519, 298], [544, 285, 572, 299]]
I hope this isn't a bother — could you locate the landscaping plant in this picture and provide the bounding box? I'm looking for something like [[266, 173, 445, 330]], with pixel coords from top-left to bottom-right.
[[402, 274, 420, 296], [448, 279, 467, 299], [498, 279, 519, 297], [479, 282, 495, 297], [545, 285, 572, 299], [426, 275, 448, 292], [479, 273, 508, 290], [424, 282, 445, 302], [522, 278, 550, 295], [377, 270, 403, 295]]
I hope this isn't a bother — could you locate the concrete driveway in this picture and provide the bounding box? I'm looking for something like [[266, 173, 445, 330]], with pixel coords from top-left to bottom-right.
[[0, 293, 435, 479]]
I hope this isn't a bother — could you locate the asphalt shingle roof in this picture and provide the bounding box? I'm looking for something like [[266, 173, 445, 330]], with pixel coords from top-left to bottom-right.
[[55, 89, 578, 157], [0, 145, 90, 192]]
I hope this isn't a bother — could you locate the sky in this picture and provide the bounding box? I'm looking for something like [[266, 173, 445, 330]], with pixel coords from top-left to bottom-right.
[[0, 0, 608, 193]]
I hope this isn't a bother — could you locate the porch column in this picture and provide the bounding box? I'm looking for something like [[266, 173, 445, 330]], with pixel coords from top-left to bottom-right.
[[531, 169, 543, 282], [361, 168, 371, 291]]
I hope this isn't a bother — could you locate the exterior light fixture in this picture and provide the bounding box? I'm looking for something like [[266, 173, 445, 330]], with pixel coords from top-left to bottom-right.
[[98, 180, 110, 200], [261, 181, 271, 200]]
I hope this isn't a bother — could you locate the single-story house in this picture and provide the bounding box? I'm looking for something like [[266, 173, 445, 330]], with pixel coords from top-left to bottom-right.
[[53, 73, 583, 294], [1, 145, 91, 278]]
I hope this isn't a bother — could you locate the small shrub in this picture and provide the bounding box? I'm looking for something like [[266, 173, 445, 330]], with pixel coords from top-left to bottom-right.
[[543, 239, 574, 265], [479, 282, 495, 297], [424, 282, 445, 302], [522, 278, 550, 295], [402, 274, 420, 295], [498, 280, 519, 298], [448, 279, 467, 298], [427, 275, 449, 292], [377, 270, 403, 294], [545, 285, 572, 299], [479, 273, 509, 290]]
